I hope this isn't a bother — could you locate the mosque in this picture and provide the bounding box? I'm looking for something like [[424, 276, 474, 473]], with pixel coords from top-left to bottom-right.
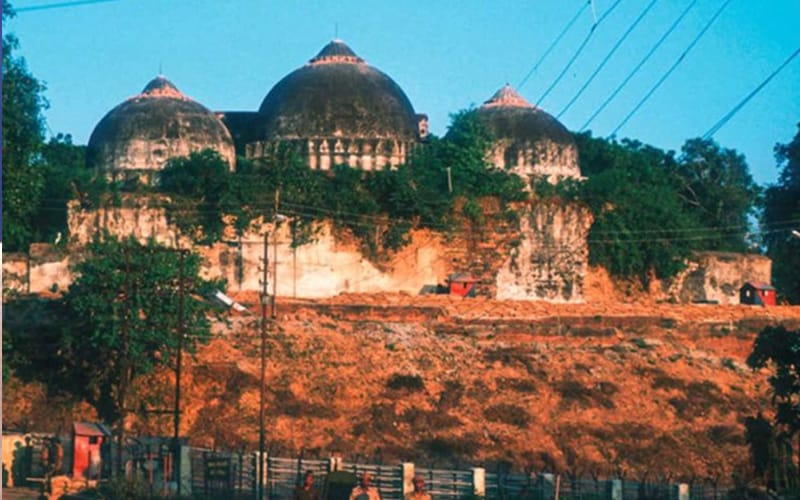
[[86, 39, 582, 184], [2, 40, 769, 304], [60, 40, 593, 302]]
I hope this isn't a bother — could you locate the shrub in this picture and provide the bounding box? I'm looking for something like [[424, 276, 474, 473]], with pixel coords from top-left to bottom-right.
[[484, 403, 530, 428], [387, 373, 425, 392]]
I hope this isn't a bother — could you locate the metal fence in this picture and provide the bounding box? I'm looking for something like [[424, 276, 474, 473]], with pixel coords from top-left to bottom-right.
[[180, 447, 734, 499], [0, 434, 736, 499]]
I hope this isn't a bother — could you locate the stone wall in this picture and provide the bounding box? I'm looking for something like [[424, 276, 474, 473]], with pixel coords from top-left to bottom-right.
[[667, 251, 772, 304], [487, 139, 581, 183], [7, 196, 594, 302], [2, 244, 73, 296], [496, 200, 593, 302], [247, 138, 413, 171], [67, 197, 187, 247], [65, 198, 449, 298]]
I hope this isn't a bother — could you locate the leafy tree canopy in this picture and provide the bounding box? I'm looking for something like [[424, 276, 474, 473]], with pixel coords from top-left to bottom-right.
[[573, 132, 761, 283], [2, 1, 48, 251], [747, 325, 800, 491], [32, 134, 100, 244], [763, 123, 800, 303], [154, 110, 527, 256], [16, 238, 221, 425], [575, 133, 698, 282], [158, 149, 236, 244], [674, 138, 760, 252]]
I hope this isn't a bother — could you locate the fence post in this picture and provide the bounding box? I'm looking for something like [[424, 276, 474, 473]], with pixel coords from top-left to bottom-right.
[[540, 473, 555, 499], [178, 445, 192, 496], [253, 451, 268, 499], [472, 467, 486, 497], [401, 462, 415, 496], [607, 479, 622, 500], [676, 483, 689, 500]]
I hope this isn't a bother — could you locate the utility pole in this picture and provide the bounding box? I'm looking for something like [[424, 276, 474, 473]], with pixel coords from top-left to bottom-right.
[[272, 189, 280, 319], [173, 249, 185, 496], [291, 222, 297, 298], [117, 247, 131, 478], [258, 231, 269, 499]]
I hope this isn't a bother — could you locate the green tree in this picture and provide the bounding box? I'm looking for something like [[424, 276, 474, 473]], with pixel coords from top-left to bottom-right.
[[158, 149, 235, 244], [763, 124, 800, 303], [575, 133, 699, 283], [442, 110, 527, 203], [2, 0, 48, 251], [747, 325, 800, 491], [54, 237, 219, 426], [31, 134, 97, 244], [674, 138, 760, 252]]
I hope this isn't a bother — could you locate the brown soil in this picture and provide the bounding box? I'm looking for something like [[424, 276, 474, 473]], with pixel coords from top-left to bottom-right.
[[5, 293, 800, 481]]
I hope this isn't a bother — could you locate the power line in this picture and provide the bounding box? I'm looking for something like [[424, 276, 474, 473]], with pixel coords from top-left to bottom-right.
[[580, 0, 699, 131], [537, 0, 624, 107], [517, 0, 591, 90], [15, 0, 117, 12], [610, 0, 732, 137], [703, 46, 800, 139], [556, 0, 658, 119]]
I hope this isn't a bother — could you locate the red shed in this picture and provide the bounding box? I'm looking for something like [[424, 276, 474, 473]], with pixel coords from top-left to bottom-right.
[[72, 422, 111, 479], [740, 282, 776, 306], [447, 273, 479, 297]]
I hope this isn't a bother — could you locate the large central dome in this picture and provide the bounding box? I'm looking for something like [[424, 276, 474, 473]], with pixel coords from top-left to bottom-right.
[[248, 40, 423, 170], [256, 40, 418, 140]]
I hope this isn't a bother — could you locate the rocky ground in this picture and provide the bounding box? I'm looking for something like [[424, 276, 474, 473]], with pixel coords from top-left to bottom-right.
[[5, 288, 800, 482]]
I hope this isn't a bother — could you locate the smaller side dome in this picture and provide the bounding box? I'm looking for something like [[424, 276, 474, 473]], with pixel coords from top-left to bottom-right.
[[87, 76, 236, 182], [477, 84, 580, 181]]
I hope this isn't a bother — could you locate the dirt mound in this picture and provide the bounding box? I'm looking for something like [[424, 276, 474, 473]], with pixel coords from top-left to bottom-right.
[[6, 295, 799, 480]]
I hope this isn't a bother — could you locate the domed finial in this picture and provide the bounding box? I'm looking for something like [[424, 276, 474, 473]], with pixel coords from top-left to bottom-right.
[[309, 39, 364, 65], [134, 75, 188, 100], [481, 84, 534, 109]]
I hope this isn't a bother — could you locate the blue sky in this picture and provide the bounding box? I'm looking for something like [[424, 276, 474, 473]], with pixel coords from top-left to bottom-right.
[[5, 0, 799, 185]]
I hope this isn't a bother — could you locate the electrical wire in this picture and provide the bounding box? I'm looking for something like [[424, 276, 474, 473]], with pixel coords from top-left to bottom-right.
[[36, 194, 800, 243], [537, 0, 624, 107], [556, 0, 658, 119], [609, 0, 732, 137], [517, 0, 591, 90], [15, 0, 117, 12], [703, 46, 800, 139], [580, 0, 698, 131]]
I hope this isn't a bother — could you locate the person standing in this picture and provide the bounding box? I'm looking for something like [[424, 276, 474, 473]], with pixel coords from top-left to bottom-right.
[[404, 474, 432, 500], [294, 471, 320, 500], [349, 471, 381, 500], [41, 437, 63, 494]]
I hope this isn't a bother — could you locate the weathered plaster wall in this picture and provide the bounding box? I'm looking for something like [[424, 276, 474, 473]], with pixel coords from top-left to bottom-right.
[[65, 200, 449, 298], [67, 198, 187, 247], [216, 225, 447, 297], [247, 138, 413, 171], [2, 244, 73, 296], [487, 139, 581, 183], [496, 201, 593, 302], [2, 254, 28, 295], [667, 252, 772, 304]]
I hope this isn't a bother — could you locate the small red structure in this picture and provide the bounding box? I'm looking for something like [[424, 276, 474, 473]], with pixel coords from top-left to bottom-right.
[[447, 273, 479, 297], [72, 422, 111, 479], [740, 282, 776, 306]]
